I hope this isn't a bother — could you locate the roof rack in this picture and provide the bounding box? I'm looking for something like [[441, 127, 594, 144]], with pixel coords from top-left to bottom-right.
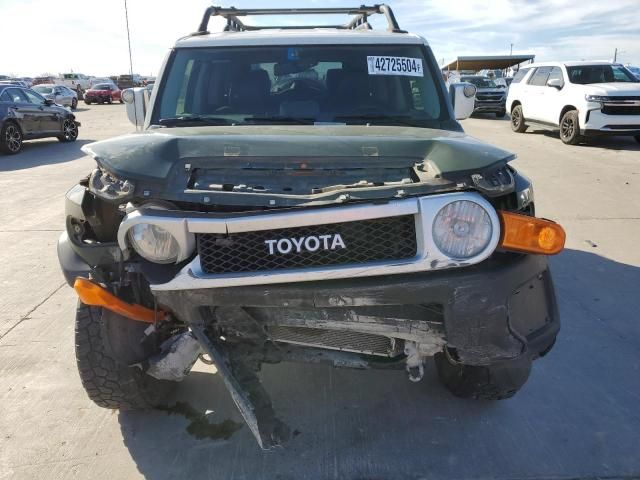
[[195, 4, 406, 35]]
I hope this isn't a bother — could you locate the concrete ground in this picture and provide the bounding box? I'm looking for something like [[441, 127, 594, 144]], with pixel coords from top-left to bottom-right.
[[0, 106, 639, 480]]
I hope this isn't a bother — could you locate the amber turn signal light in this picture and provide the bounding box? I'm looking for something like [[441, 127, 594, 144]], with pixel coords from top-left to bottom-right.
[[498, 211, 565, 255], [74, 277, 165, 323]]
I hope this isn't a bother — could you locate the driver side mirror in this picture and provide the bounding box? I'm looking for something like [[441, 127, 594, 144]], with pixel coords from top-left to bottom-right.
[[547, 78, 563, 89], [449, 82, 476, 120], [44, 98, 55, 106]]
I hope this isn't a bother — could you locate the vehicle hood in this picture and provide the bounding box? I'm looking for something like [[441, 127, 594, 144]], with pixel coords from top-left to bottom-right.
[[82, 125, 515, 207], [582, 83, 640, 95]]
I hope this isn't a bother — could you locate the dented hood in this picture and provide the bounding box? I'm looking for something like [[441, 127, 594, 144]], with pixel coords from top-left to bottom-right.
[[82, 125, 515, 207]]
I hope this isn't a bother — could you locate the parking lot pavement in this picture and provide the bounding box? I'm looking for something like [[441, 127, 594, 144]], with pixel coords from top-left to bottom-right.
[[1, 109, 639, 480]]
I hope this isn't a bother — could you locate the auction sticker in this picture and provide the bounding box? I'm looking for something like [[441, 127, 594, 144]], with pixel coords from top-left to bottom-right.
[[367, 56, 423, 76]]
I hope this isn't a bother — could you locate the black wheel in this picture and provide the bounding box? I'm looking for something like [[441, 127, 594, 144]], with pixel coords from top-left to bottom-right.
[[85, 100, 92, 105], [434, 349, 532, 400], [57, 118, 78, 142], [559, 110, 582, 145], [496, 109, 506, 118], [510, 105, 527, 133], [75, 303, 175, 409], [71, 98, 78, 110], [107, 96, 113, 104], [634, 135, 640, 144], [0, 121, 23, 155]]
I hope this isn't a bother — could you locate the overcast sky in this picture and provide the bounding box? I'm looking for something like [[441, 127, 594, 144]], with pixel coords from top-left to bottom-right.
[[1, 0, 638, 77]]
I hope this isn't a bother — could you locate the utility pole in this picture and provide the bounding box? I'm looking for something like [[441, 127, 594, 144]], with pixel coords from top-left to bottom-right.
[[510, 43, 513, 56], [614, 48, 617, 62]]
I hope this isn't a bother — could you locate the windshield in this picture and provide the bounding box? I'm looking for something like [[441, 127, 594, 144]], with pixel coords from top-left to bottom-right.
[[461, 77, 497, 88], [153, 45, 447, 127], [567, 65, 639, 84], [33, 86, 54, 94]]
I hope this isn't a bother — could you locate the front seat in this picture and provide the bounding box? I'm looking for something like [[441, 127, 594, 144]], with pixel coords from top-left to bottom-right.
[[229, 69, 271, 115]]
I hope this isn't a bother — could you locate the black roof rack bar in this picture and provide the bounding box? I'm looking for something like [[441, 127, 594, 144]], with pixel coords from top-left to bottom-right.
[[196, 4, 404, 34]]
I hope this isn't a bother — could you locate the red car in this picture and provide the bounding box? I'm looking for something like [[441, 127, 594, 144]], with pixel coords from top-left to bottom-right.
[[84, 83, 122, 105]]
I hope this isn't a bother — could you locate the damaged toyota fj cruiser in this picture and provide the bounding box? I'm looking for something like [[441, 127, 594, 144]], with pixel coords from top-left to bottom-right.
[[57, 5, 565, 449]]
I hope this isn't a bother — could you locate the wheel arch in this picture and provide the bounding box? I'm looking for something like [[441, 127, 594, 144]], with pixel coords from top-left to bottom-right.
[[559, 105, 578, 125], [509, 100, 521, 112]]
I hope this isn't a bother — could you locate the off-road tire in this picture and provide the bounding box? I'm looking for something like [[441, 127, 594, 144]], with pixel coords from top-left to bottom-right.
[[0, 121, 23, 154], [559, 110, 582, 145], [75, 303, 174, 409], [510, 105, 527, 133], [434, 350, 532, 400]]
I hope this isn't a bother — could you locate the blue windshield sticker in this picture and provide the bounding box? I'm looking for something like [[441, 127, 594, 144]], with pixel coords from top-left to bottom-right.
[[287, 48, 300, 61]]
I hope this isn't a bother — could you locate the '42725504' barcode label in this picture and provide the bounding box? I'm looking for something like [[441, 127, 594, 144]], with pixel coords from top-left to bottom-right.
[[367, 56, 424, 77]]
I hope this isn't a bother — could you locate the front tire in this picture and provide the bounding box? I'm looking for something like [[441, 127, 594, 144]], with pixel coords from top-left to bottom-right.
[[71, 98, 78, 110], [510, 105, 527, 133], [0, 121, 23, 155], [85, 100, 92, 105], [434, 349, 532, 400], [57, 119, 78, 142], [75, 303, 174, 409], [559, 110, 582, 145]]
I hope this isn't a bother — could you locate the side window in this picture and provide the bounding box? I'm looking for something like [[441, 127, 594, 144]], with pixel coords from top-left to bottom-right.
[[23, 90, 45, 104], [528, 67, 551, 86], [0, 91, 11, 102], [547, 67, 564, 87], [6, 88, 28, 103], [511, 68, 530, 84]]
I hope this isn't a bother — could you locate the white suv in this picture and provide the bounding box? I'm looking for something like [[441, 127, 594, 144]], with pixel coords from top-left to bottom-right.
[[506, 61, 640, 145]]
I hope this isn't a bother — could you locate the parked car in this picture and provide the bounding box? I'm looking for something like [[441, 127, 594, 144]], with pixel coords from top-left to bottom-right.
[[59, 73, 91, 99], [84, 83, 122, 104], [58, 4, 565, 450], [0, 75, 10, 81], [33, 84, 78, 110], [507, 61, 640, 144], [0, 85, 80, 154], [32, 76, 58, 86], [21, 77, 34, 88], [0, 80, 27, 88], [626, 66, 640, 80], [458, 75, 507, 117], [90, 77, 117, 88]]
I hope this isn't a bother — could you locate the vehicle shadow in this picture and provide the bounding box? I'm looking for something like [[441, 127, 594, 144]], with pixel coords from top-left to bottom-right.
[[0, 139, 94, 171], [118, 248, 640, 480], [470, 112, 509, 121], [525, 127, 640, 151]]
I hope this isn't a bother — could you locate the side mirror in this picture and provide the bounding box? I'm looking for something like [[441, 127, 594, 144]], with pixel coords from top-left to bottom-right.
[[122, 87, 149, 128], [44, 98, 55, 106], [547, 78, 563, 89], [449, 82, 476, 120]]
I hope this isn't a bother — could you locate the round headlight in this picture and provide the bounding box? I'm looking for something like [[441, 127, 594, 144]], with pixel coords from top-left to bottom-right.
[[128, 223, 180, 263], [463, 84, 477, 98], [122, 89, 135, 104], [432, 200, 492, 259]]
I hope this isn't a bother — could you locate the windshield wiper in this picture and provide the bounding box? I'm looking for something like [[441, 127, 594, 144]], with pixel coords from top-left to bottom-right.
[[332, 114, 425, 127], [157, 116, 229, 127], [243, 116, 315, 125]]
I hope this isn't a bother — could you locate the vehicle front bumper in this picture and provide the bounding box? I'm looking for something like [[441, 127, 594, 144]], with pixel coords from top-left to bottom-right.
[[473, 100, 506, 113], [153, 253, 559, 366], [582, 109, 640, 136]]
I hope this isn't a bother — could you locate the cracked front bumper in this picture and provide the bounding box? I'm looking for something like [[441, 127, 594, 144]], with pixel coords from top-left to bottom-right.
[[154, 253, 559, 366]]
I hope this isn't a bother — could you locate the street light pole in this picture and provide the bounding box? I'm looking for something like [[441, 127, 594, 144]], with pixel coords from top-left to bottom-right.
[[510, 43, 513, 56]]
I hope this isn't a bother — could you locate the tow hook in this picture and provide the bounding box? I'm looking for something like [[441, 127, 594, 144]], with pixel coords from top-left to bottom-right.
[[404, 341, 425, 382]]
